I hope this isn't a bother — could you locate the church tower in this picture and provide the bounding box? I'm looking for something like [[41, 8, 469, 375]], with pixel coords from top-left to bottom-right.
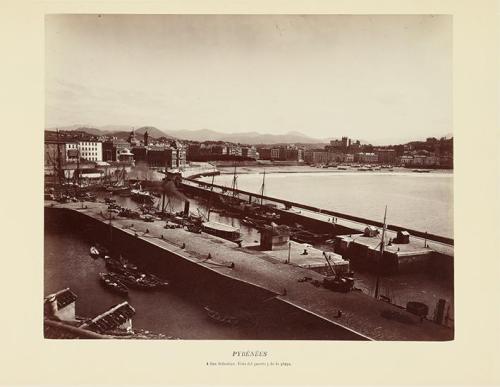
[[127, 129, 139, 146]]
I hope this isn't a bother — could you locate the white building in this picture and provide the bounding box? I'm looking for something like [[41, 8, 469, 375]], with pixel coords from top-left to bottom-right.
[[65, 141, 103, 162]]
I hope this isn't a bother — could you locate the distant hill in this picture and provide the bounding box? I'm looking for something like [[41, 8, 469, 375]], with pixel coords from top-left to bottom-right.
[[46, 124, 452, 146], [161, 129, 322, 144], [46, 125, 173, 140], [136, 126, 174, 139], [112, 126, 174, 141], [47, 125, 324, 144]]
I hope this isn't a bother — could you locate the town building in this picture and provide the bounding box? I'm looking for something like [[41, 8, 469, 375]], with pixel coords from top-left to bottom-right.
[[344, 154, 355, 163], [326, 137, 350, 153], [375, 148, 396, 164], [103, 139, 131, 162], [283, 147, 304, 162], [304, 149, 329, 164], [257, 147, 280, 160], [127, 129, 141, 147], [398, 155, 414, 166], [227, 145, 242, 157], [355, 152, 378, 164], [130, 141, 186, 169], [241, 146, 257, 159], [65, 140, 102, 162], [412, 155, 427, 166]]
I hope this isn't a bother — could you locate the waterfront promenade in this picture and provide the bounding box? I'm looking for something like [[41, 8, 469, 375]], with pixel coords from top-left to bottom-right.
[[45, 200, 453, 341]]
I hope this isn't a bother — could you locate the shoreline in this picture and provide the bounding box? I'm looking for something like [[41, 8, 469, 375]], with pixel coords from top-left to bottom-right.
[[215, 165, 453, 175]]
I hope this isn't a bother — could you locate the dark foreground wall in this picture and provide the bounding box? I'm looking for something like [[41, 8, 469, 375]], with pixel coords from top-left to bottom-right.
[[45, 207, 367, 340]]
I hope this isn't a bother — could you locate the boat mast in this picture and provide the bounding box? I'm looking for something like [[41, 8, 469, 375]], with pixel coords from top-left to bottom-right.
[[206, 173, 216, 221], [108, 210, 113, 253], [56, 129, 64, 188], [259, 170, 266, 207], [231, 163, 238, 200], [75, 144, 80, 195], [374, 205, 387, 299]]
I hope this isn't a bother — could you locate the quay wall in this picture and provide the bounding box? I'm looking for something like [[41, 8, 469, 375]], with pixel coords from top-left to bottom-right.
[[276, 209, 360, 235], [45, 206, 368, 340]]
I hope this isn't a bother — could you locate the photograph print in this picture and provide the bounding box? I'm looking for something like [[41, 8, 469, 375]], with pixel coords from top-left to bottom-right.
[[44, 14, 453, 341]]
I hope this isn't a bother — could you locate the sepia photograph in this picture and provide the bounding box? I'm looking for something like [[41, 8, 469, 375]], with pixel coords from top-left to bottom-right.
[[44, 14, 454, 341]]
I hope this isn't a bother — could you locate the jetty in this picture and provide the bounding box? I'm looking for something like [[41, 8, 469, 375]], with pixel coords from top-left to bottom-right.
[[180, 177, 454, 275]]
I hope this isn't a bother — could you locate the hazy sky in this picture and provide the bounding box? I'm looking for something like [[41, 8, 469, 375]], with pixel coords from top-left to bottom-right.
[[46, 15, 451, 143]]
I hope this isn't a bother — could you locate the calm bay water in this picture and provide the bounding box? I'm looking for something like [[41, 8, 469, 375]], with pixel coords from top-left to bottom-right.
[[202, 170, 453, 238]]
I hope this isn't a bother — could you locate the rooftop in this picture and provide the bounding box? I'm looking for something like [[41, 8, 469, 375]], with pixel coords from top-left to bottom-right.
[[83, 302, 136, 333], [44, 288, 77, 309]]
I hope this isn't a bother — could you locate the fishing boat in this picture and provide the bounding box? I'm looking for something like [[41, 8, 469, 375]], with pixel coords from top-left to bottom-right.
[[202, 221, 242, 243], [241, 217, 257, 227], [110, 185, 131, 195], [139, 214, 155, 222], [412, 169, 431, 173], [98, 273, 128, 295], [204, 306, 239, 326], [291, 230, 330, 244], [337, 165, 348, 170], [147, 273, 170, 288], [104, 257, 129, 274], [130, 188, 155, 204], [110, 273, 156, 290], [81, 192, 97, 201], [89, 246, 100, 258]]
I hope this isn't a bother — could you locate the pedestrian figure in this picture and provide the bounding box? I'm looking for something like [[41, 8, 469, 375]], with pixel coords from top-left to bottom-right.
[[181, 242, 185, 249]]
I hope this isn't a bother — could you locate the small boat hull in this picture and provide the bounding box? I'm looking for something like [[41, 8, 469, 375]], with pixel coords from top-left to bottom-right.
[[204, 307, 239, 325]]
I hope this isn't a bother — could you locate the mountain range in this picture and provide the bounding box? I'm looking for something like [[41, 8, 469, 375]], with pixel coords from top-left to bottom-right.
[[47, 125, 330, 145], [46, 124, 451, 145]]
